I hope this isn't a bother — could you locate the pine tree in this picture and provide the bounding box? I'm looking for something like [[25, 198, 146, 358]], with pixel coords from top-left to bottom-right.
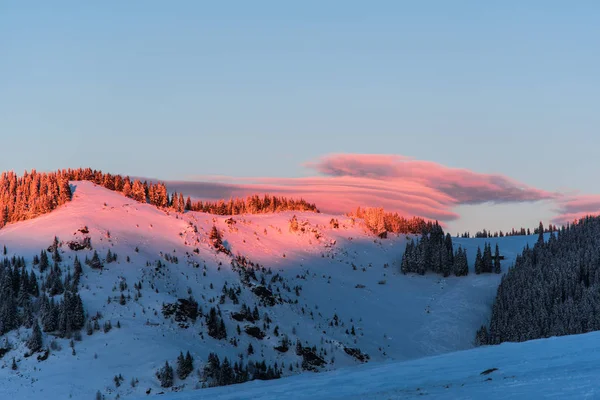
[[219, 357, 234, 386], [52, 238, 62, 263], [400, 240, 414, 274], [39, 250, 49, 273], [89, 251, 103, 269], [483, 243, 493, 273], [475, 325, 489, 346], [453, 247, 469, 277], [205, 353, 220, 380], [27, 322, 43, 352], [493, 244, 501, 274], [209, 226, 222, 249], [474, 247, 483, 275], [178, 193, 185, 213], [176, 352, 189, 380], [206, 307, 226, 339], [537, 221, 545, 245], [158, 361, 174, 388], [122, 180, 132, 198], [218, 319, 227, 339], [131, 180, 147, 203], [184, 351, 194, 377], [289, 215, 299, 232]]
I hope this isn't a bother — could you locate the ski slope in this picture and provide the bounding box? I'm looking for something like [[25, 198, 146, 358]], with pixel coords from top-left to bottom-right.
[[148, 330, 600, 400], [0, 182, 539, 399]]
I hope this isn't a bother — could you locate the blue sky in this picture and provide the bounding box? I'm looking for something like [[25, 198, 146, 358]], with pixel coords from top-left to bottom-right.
[[1, 1, 599, 233]]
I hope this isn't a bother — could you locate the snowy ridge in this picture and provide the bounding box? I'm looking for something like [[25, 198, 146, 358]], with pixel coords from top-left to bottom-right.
[[0, 182, 538, 399]]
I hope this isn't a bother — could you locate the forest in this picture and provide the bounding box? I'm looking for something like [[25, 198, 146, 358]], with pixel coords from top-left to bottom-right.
[[459, 223, 560, 239], [400, 222, 501, 277], [0, 169, 319, 230], [349, 207, 431, 235], [477, 219, 600, 345], [186, 195, 319, 215]]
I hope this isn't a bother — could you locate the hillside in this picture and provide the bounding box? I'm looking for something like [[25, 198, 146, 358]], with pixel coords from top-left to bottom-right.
[[150, 329, 600, 400], [0, 182, 538, 399]]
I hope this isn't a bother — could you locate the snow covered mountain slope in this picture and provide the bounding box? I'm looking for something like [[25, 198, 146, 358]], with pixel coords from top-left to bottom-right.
[[0, 182, 539, 399], [150, 330, 600, 400]]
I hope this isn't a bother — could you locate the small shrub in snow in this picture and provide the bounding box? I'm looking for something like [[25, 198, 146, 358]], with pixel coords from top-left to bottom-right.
[[50, 340, 62, 351], [114, 374, 124, 387]]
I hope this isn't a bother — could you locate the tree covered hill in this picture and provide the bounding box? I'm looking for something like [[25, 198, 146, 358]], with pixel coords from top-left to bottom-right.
[[0, 169, 318, 231], [478, 218, 600, 345], [0, 181, 534, 399]]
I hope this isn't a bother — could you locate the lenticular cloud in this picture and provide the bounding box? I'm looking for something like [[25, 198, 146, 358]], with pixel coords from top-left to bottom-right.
[[309, 154, 555, 204], [552, 195, 600, 226], [166, 154, 557, 222]]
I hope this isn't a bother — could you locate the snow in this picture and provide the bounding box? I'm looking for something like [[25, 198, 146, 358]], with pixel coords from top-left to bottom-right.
[[0, 181, 540, 399], [147, 330, 600, 400]]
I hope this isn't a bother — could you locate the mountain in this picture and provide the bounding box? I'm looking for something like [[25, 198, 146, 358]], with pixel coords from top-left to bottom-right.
[[0, 181, 537, 399]]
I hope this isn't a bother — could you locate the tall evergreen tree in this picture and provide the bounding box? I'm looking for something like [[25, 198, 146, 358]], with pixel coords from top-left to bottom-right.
[[158, 361, 174, 388], [537, 221, 545, 245], [176, 352, 188, 379], [39, 250, 49, 273], [474, 247, 483, 275], [493, 244, 501, 274], [483, 243, 493, 273], [27, 322, 43, 352]]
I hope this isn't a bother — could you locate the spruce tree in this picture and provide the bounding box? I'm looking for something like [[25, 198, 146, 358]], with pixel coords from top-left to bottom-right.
[[475, 325, 489, 346], [27, 322, 43, 352], [209, 226, 222, 248], [474, 247, 483, 275], [205, 353, 220, 380], [184, 351, 194, 377], [176, 352, 189, 380], [158, 361, 174, 388], [493, 244, 501, 274], [483, 243, 493, 273], [219, 357, 234, 386], [537, 221, 545, 245], [39, 250, 49, 273]]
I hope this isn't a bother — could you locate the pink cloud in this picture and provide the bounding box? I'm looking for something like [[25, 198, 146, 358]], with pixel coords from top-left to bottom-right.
[[169, 176, 459, 221], [309, 154, 556, 204], [552, 195, 600, 225], [165, 153, 558, 223]]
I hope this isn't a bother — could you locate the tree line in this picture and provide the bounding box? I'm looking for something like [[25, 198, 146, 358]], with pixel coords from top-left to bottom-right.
[[0, 247, 86, 354], [349, 207, 434, 235], [459, 223, 559, 239], [401, 222, 502, 277], [0, 168, 320, 229], [187, 195, 319, 215], [476, 219, 600, 346], [0, 170, 71, 228]]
